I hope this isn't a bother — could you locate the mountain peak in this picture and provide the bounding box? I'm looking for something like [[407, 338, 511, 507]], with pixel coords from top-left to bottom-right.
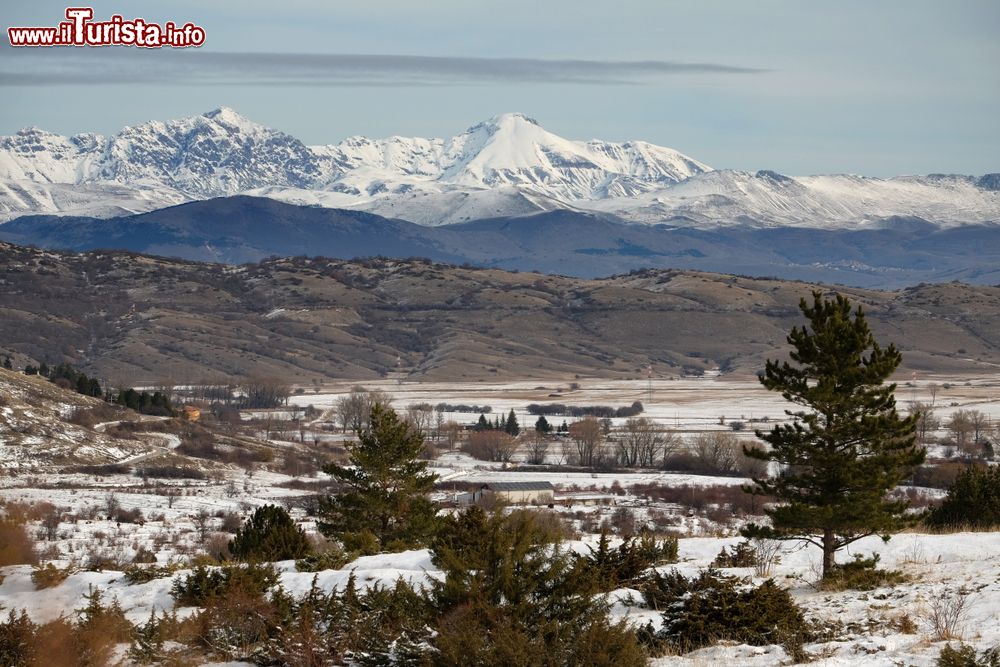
[[202, 107, 255, 127], [490, 112, 540, 127]]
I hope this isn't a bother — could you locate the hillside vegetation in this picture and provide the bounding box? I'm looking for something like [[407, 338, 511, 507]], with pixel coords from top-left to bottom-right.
[[1, 242, 999, 384]]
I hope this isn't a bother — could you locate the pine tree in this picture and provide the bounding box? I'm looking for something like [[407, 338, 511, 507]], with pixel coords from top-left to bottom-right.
[[230, 504, 311, 562], [743, 291, 925, 578], [319, 403, 438, 553], [1, 356, 11, 370], [535, 415, 551, 434], [504, 409, 520, 436], [475, 414, 489, 432]]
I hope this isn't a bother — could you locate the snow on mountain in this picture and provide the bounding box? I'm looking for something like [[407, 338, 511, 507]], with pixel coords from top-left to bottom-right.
[[580, 169, 1000, 229], [0, 109, 709, 221], [0, 127, 105, 183], [0, 108, 997, 229]]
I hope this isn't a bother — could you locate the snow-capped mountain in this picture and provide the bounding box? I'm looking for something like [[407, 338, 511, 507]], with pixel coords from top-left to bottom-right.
[[580, 170, 1000, 228], [0, 108, 997, 228]]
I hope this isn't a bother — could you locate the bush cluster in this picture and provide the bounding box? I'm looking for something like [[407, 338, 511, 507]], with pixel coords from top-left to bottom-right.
[[927, 465, 1000, 530], [640, 568, 811, 659], [526, 401, 644, 418], [817, 553, 908, 591]]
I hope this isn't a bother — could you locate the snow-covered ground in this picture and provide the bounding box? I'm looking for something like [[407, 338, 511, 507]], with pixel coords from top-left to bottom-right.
[[2, 531, 998, 666], [1, 373, 997, 665], [291, 372, 1000, 434]]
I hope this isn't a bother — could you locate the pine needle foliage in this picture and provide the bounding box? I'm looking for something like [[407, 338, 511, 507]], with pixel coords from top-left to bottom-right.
[[743, 291, 925, 577]]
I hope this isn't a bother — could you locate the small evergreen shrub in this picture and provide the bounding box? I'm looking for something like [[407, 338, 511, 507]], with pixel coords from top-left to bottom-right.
[[75, 587, 133, 667], [817, 553, 908, 591], [31, 562, 73, 589], [927, 465, 1000, 530], [641, 568, 810, 658], [712, 540, 758, 568], [123, 563, 180, 585], [171, 562, 278, 606], [937, 643, 1000, 667], [229, 505, 310, 562], [574, 531, 679, 591], [0, 610, 38, 666], [129, 610, 182, 665], [295, 547, 350, 573]]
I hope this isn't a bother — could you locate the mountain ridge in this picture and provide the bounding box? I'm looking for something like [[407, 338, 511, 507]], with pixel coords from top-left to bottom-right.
[[1, 108, 996, 228], [1, 239, 999, 385], [2, 195, 999, 289]]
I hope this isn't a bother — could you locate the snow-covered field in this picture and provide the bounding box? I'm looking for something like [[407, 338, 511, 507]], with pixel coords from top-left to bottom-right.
[[291, 372, 1000, 433]]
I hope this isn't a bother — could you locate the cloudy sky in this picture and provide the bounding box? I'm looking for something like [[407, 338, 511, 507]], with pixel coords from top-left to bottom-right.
[[2, 0, 997, 175]]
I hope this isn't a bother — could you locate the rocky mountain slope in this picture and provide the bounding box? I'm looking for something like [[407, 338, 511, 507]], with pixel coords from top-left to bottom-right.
[[1, 242, 998, 385], [1, 109, 996, 229]]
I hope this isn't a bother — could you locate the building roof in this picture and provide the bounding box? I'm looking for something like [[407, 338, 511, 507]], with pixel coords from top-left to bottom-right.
[[483, 481, 555, 492]]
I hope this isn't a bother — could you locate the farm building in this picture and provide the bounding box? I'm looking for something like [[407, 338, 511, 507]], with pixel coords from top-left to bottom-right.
[[478, 481, 555, 505]]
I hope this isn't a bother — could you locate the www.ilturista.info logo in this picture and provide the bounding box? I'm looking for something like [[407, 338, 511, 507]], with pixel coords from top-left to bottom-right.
[[7, 7, 205, 48]]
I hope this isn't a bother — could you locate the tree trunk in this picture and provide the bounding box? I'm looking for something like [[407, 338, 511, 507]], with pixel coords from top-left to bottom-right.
[[822, 528, 836, 578]]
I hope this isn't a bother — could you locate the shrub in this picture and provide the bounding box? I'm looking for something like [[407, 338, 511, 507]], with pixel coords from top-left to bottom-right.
[[927, 587, 975, 641], [171, 562, 278, 606], [31, 562, 73, 589], [937, 643, 1000, 667], [64, 463, 131, 475], [129, 610, 182, 665], [229, 505, 310, 562], [575, 531, 679, 591], [713, 540, 758, 568], [927, 465, 1000, 529], [75, 587, 133, 667], [123, 563, 180, 585], [817, 553, 908, 591], [136, 465, 205, 480], [295, 545, 350, 573], [0, 518, 37, 566], [641, 569, 810, 658], [0, 610, 38, 666]]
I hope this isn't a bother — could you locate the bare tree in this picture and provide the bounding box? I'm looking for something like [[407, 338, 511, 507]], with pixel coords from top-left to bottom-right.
[[335, 386, 392, 433], [692, 432, 761, 475], [441, 420, 462, 450], [240, 378, 291, 409], [569, 416, 604, 468], [434, 409, 445, 442], [194, 509, 212, 542], [968, 410, 991, 445], [909, 401, 940, 444], [525, 433, 549, 465], [947, 410, 974, 453], [616, 417, 674, 468], [462, 431, 517, 463], [405, 403, 434, 436]]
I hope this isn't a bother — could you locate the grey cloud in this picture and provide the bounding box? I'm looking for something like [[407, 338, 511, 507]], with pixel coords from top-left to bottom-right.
[[0, 47, 765, 87]]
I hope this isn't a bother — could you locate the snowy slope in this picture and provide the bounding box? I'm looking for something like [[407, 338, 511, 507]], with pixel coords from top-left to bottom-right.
[[0, 108, 998, 229], [582, 170, 1000, 229]]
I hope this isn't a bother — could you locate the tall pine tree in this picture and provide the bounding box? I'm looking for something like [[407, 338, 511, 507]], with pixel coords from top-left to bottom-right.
[[504, 409, 520, 436], [535, 415, 551, 434], [743, 291, 924, 578], [319, 403, 438, 553]]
